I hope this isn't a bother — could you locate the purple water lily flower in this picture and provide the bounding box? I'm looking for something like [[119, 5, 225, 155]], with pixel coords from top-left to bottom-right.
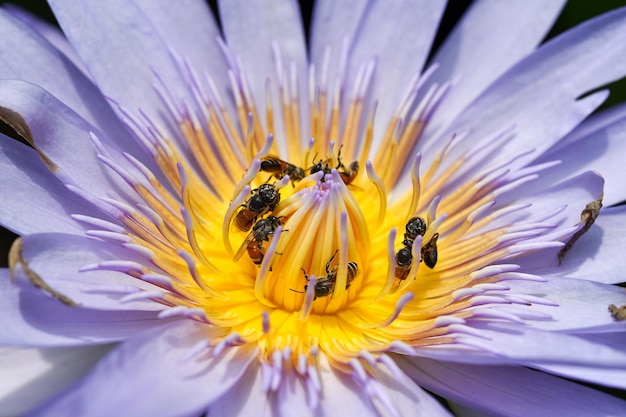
[[1, 1, 626, 416]]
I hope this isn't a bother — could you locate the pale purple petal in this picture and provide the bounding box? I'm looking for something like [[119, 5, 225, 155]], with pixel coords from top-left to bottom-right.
[[20, 233, 166, 311], [0, 80, 137, 199], [1, 5, 88, 75], [47, 0, 194, 144], [397, 356, 626, 417], [0, 269, 162, 347], [534, 104, 626, 206], [0, 10, 139, 152], [28, 321, 257, 417], [461, 321, 626, 368], [0, 345, 112, 416], [219, 0, 308, 149], [344, 0, 446, 148], [427, 0, 566, 131], [422, 7, 626, 175], [503, 276, 626, 331], [516, 205, 626, 284], [0, 135, 94, 235], [205, 363, 271, 417]]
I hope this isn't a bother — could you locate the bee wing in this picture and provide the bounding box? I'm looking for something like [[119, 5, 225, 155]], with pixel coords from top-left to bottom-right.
[[233, 229, 257, 262]]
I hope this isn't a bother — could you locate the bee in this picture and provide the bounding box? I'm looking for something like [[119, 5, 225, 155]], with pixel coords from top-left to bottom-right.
[[309, 148, 359, 185], [393, 217, 432, 291], [403, 217, 427, 246], [260, 155, 305, 184], [421, 233, 439, 269], [234, 216, 284, 265], [234, 183, 281, 232], [293, 251, 359, 300]]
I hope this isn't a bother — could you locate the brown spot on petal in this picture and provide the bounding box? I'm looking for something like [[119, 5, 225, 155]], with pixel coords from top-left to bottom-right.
[[8, 238, 78, 306], [609, 304, 626, 321], [558, 196, 603, 265], [0, 105, 59, 173]]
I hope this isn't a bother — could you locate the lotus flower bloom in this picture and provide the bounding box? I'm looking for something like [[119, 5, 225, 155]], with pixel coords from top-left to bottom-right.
[[2, 1, 626, 416]]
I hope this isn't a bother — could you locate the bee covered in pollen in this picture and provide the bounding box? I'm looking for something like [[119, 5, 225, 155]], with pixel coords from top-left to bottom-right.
[[233, 216, 285, 265], [234, 183, 281, 232]]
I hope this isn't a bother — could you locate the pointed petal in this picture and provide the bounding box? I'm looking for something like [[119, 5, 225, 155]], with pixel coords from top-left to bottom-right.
[[28, 321, 257, 417], [397, 356, 626, 417], [0, 80, 142, 201], [0, 135, 93, 235], [20, 233, 166, 311], [0, 345, 112, 416], [517, 205, 626, 284], [0, 9, 133, 146], [504, 276, 626, 331], [427, 0, 566, 130], [462, 321, 626, 368], [535, 103, 626, 206], [347, 0, 446, 146], [219, 0, 308, 143], [425, 7, 626, 174], [47, 0, 192, 142], [0, 268, 162, 347]]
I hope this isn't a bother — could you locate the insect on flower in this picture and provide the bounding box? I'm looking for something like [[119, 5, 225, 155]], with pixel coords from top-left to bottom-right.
[[233, 215, 284, 265], [260, 155, 306, 185], [234, 183, 281, 232], [293, 250, 359, 300]]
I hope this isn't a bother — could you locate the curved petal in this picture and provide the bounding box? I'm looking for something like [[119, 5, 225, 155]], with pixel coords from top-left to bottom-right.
[[534, 104, 626, 206], [0, 134, 93, 235], [460, 321, 626, 368], [426, 0, 566, 131], [345, 0, 446, 147], [0, 268, 162, 347], [503, 276, 626, 331], [206, 362, 272, 417], [0, 345, 112, 416], [516, 205, 626, 284], [0, 10, 142, 158], [28, 321, 257, 417], [47, 0, 194, 148], [219, 0, 308, 146], [397, 356, 626, 417], [1, 5, 88, 75], [20, 233, 166, 311], [423, 6, 626, 175], [0, 80, 137, 200]]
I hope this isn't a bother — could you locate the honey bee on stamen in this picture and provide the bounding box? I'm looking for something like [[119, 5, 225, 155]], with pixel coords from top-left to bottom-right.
[[234, 183, 281, 232], [309, 147, 359, 185], [260, 155, 305, 185], [421, 232, 439, 269], [393, 216, 436, 292], [233, 216, 284, 265], [291, 250, 359, 300]]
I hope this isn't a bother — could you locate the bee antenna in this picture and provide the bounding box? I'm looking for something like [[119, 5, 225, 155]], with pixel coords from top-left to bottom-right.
[[289, 288, 305, 294]]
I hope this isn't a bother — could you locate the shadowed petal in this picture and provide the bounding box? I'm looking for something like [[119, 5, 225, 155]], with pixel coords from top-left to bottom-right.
[[397, 356, 626, 417], [503, 276, 626, 331], [27, 321, 257, 417], [0, 345, 112, 416], [516, 205, 626, 284], [0, 269, 162, 347], [19, 233, 166, 311], [0, 135, 94, 235]]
